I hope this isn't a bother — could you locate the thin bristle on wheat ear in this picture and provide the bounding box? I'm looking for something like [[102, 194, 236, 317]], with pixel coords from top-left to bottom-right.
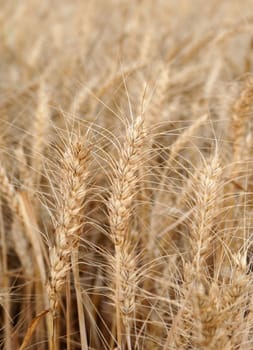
[[47, 140, 90, 313], [108, 115, 146, 347]]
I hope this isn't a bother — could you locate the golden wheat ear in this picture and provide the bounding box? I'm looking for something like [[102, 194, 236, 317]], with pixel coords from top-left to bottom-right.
[[47, 137, 90, 349], [107, 115, 146, 348]]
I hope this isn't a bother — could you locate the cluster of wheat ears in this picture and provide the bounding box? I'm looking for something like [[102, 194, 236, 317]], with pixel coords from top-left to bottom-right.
[[2, 1, 253, 349]]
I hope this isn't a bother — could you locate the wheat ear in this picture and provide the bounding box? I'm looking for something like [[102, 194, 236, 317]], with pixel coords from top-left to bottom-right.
[[47, 139, 90, 348], [108, 115, 146, 348], [31, 81, 51, 188], [232, 78, 253, 165], [185, 153, 223, 348], [168, 153, 222, 348], [0, 161, 20, 215]]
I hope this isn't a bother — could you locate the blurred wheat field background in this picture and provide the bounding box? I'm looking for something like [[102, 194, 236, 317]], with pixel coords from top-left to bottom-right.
[[1, 1, 253, 349]]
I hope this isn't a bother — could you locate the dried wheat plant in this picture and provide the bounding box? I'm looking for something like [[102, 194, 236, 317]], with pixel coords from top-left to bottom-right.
[[2, 1, 253, 349]]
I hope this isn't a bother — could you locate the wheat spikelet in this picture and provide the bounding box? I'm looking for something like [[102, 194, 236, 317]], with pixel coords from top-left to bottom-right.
[[186, 277, 229, 349], [113, 243, 138, 348]]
